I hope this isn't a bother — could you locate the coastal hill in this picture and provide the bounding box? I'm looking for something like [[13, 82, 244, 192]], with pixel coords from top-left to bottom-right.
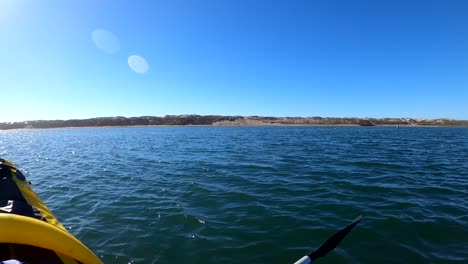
[[1, 115, 467, 130]]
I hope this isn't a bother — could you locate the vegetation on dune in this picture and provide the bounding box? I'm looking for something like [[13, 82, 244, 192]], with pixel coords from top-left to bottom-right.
[[1, 115, 467, 130]]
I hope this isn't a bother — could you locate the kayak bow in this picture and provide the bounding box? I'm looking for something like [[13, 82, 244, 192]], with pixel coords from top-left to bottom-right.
[[0, 159, 103, 264]]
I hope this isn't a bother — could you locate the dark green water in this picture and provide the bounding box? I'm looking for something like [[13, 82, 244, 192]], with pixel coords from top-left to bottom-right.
[[1, 126, 467, 263]]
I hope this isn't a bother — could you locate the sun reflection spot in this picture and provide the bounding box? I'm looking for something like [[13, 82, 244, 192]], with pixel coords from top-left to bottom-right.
[[91, 29, 120, 54], [128, 55, 149, 74]]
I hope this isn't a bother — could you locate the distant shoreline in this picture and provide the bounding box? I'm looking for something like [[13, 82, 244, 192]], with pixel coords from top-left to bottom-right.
[[1, 115, 467, 130]]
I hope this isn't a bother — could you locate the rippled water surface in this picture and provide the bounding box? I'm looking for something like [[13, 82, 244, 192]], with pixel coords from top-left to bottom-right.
[[1, 127, 467, 263]]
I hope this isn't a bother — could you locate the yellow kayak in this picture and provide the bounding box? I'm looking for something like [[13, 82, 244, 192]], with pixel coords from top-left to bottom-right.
[[0, 158, 103, 264]]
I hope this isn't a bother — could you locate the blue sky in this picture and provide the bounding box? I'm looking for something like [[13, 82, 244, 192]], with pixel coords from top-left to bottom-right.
[[0, 0, 467, 122]]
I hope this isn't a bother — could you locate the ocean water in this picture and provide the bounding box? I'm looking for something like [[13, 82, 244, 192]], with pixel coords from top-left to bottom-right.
[[0, 126, 467, 264]]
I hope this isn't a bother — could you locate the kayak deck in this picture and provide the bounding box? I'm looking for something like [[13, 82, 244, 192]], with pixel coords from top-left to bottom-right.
[[0, 243, 76, 264]]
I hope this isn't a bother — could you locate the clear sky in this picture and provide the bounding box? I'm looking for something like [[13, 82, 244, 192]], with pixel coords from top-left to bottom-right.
[[1, 0, 467, 122]]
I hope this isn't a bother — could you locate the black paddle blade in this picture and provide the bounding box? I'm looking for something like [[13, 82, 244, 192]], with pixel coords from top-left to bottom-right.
[[307, 215, 362, 262]]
